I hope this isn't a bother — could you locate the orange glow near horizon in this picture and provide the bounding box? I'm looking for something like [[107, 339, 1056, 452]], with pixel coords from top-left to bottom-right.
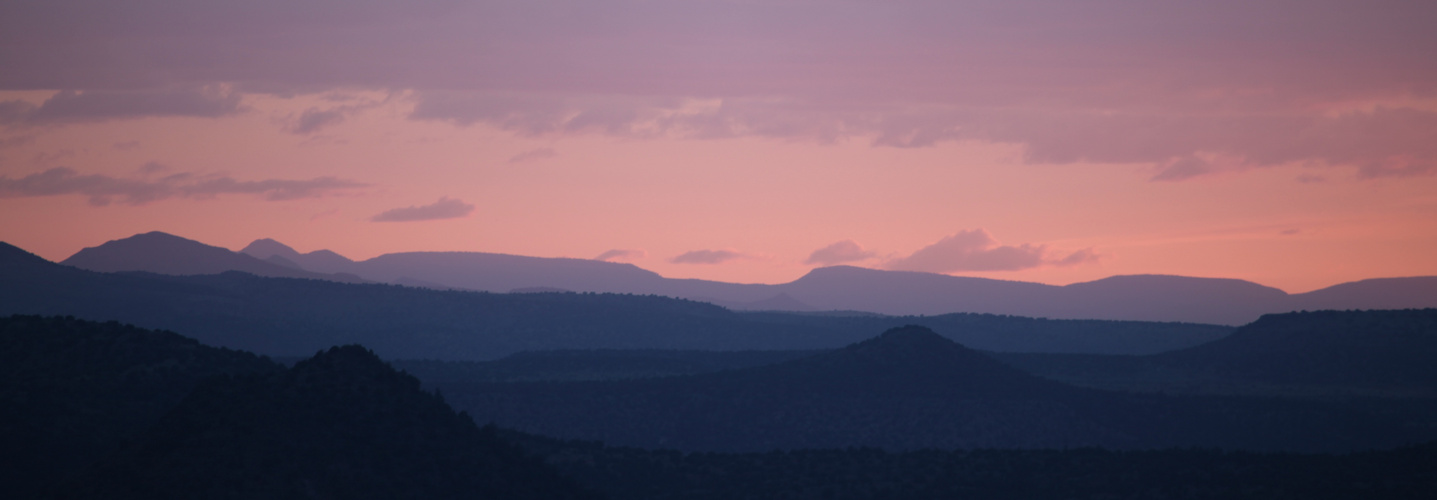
[[2, 93, 1435, 294]]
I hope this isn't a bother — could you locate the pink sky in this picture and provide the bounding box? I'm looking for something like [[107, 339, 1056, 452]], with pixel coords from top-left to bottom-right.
[[3, 0, 1436, 293]]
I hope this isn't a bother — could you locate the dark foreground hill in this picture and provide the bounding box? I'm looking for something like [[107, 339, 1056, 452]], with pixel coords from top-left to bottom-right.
[[8, 315, 1437, 499], [439, 326, 1437, 453], [0, 316, 595, 499], [0, 315, 280, 498], [994, 309, 1437, 398], [0, 241, 1230, 358], [81, 345, 596, 500]]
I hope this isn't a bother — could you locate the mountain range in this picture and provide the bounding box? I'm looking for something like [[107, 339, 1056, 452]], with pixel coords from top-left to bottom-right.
[[438, 324, 1437, 453], [51, 231, 1437, 325], [10, 315, 1437, 499], [3, 240, 1228, 358]]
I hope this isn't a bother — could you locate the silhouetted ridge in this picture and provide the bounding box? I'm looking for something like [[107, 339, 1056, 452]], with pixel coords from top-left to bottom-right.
[[0, 316, 282, 498], [1160, 309, 1437, 386], [0, 241, 53, 267]]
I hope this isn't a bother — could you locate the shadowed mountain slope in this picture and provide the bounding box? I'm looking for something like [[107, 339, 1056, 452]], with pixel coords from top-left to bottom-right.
[[80, 345, 597, 500], [439, 326, 1437, 453], [994, 309, 1437, 398], [0, 315, 281, 498], [1159, 309, 1437, 386], [0, 316, 595, 499]]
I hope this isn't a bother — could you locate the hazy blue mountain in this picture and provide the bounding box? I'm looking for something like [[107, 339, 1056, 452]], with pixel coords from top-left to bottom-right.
[[3, 240, 1230, 358], [63, 232, 367, 283], [1291, 277, 1437, 312], [773, 265, 1059, 316], [1051, 274, 1289, 325], [240, 237, 359, 274], [59, 232, 1431, 324], [239, 236, 1436, 324], [440, 326, 1437, 453]]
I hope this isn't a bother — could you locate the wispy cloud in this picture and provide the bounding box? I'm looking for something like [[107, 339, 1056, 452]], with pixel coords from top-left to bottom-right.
[[2, 2, 1433, 178], [594, 248, 646, 262], [670, 249, 751, 265], [0, 88, 242, 125], [370, 196, 475, 222], [289, 107, 349, 135], [286, 99, 384, 135], [805, 240, 876, 266], [508, 147, 557, 164], [886, 229, 1100, 273], [1053, 248, 1101, 267], [0, 166, 365, 206]]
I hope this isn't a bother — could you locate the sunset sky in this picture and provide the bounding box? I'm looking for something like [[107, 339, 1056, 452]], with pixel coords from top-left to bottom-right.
[[2, 0, 1436, 292]]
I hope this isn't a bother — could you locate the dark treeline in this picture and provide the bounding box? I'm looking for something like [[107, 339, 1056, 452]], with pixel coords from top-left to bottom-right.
[[0, 242, 1229, 359], [402, 309, 1437, 398], [390, 349, 824, 383], [513, 433, 1437, 500]]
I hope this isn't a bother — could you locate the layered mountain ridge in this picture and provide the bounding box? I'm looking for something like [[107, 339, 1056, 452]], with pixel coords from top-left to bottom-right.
[[49, 231, 1437, 325], [437, 324, 1437, 453]]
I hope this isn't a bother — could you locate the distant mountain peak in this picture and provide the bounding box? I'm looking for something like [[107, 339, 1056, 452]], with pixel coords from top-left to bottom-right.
[[290, 344, 416, 388], [58, 231, 366, 283], [834, 325, 986, 365], [240, 238, 299, 260], [871, 324, 953, 346]]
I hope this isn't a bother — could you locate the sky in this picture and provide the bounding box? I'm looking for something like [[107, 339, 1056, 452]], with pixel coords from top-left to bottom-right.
[[2, 0, 1436, 293]]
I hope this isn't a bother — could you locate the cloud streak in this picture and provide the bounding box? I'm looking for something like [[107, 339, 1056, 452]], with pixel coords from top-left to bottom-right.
[[0, 167, 365, 206], [670, 249, 751, 265], [1, 1, 1434, 178], [370, 196, 475, 222], [594, 248, 646, 262], [805, 240, 875, 266], [508, 147, 557, 164], [886, 229, 1098, 273], [0, 88, 243, 124]]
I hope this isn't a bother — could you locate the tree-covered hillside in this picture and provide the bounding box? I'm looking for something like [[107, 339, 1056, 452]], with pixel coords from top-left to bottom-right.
[[994, 309, 1437, 398]]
